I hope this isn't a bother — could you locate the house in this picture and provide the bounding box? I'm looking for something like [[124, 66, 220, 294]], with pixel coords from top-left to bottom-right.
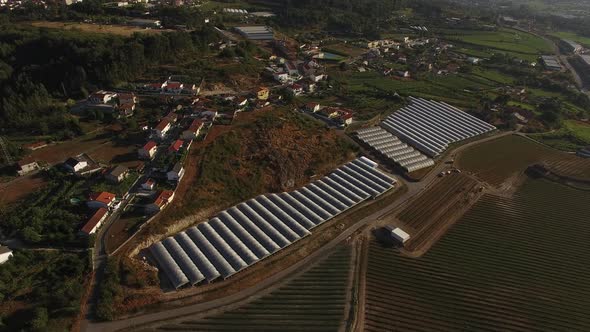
[[145, 82, 164, 92], [257, 87, 270, 100], [154, 119, 171, 138], [336, 109, 354, 126], [168, 139, 184, 153], [306, 102, 321, 113], [273, 72, 289, 82], [80, 207, 109, 235], [141, 178, 156, 191], [467, 57, 481, 65], [162, 81, 184, 94], [285, 61, 299, 75], [17, 160, 38, 176], [146, 190, 175, 214], [118, 103, 136, 117], [288, 83, 304, 96], [138, 141, 158, 160], [105, 165, 129, 183], [182, 83, 199, 95], [118, 92, 137, 105], [87, 192, 116, 210], [309, 73, 327, 82], [167, 162, 185, 181], [183, 119, 204, 140], [200, 110, 218, 121], [165, 111, 179, 123], [64, 156, 88, 173], [237, 96, 248, 108], [88, 90, 117, 104], [0, 246, 13, 265]]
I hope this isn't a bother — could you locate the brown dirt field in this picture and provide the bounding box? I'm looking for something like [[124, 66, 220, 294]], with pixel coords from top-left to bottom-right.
[[395, 173, 484, 256], [28, 132, 112, 165], [28, 21, 172, 37], [0, 173, 48, 206]]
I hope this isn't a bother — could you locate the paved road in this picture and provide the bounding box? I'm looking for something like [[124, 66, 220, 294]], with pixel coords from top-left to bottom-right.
[[84, 130, 514, 332]]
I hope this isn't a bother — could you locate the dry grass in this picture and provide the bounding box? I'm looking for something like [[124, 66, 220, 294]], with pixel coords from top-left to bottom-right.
[[29, 21, 172, 37]]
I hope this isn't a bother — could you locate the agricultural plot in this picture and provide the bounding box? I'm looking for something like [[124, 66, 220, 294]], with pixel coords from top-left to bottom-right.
[[458, 135, 590, 186], [150, 157, 395, 288], [364, 178, 590, 331], [396, 173, 481, 253], [154, 246, 352, 331], [442, 28, 552, 61]]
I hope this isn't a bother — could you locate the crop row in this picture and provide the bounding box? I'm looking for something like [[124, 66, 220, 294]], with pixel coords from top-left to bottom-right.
[[364, 178, 590, 331]]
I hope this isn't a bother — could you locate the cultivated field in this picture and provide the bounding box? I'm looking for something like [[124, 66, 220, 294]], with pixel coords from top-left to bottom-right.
[[29, 21, 170, 36], [457, 135, 590, 186], [364, 178, 590, 331], [396, 173, 482, 254], [153, 246, 352, 331], [442, 28, 552, 61]]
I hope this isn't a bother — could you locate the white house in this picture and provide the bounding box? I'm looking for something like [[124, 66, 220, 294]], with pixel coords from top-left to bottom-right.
[[167, 162, 185, 181], [288, 83, 304, 96], [285, 61, 299, 75], [141, 178, 156, 191], [80, 207, 109, 235], [145, 190, 175, 214], [0, 246, 13, 265], [17, 160, 38, 176], [306, 102, 321, 113], [182, 119, 204, 140], [88, 90, 117, 104], [154, 119, 171, 138], [138, 141, 158, 160], [64, 156, 88, 173], [273, 72, 289, 83]]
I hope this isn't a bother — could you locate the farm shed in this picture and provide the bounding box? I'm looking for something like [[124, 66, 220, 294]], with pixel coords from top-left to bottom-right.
[[235, 26, 274, 40], [381, 97, 496, 157], [149, 158, 397, 288], [386, 226, 411, 244]]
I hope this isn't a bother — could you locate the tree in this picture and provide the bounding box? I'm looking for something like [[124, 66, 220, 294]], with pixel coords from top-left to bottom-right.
[[30, 307, 48, 331]]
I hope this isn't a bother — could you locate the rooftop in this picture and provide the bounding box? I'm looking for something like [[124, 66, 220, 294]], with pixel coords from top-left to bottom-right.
[[81, 208, 108, 234], [143, 141, 157, 151], [89, 192, 116, 204]]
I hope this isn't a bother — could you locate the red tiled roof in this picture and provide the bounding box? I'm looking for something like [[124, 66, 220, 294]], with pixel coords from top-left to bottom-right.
[[81, 208, 108, 234], [154, 190, 174, 207], [168, 140, 184, 152], [89, 192, 116, 205], [165, 82, 182, 89], [155, 119, 170, 131], [307, 102, 319, 108], [143, 141, 157, 151], [188, 119, 204, 133]]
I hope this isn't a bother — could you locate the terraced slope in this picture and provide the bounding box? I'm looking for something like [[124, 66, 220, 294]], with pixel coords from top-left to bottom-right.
[[156, 246, 352, 331], [364, 178, 590, 331]]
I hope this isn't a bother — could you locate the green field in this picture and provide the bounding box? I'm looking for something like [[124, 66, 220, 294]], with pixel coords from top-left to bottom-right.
[[457, 135, 590, 186], [550, 31, 590, 48], [364, 178, 590, 331], [154, 246, 352, 331], [443, 28, 552, 61], [529, 120, 590, 151]]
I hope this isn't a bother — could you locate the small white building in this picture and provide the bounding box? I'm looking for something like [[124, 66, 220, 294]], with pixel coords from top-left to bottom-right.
[[64, 156, 88, 173], [386, 226, 411, 244], [0, 246, 13, 265]]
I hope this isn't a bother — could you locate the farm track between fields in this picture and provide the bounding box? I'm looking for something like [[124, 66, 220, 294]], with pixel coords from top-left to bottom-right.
[[362, 178, 590, 331]]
